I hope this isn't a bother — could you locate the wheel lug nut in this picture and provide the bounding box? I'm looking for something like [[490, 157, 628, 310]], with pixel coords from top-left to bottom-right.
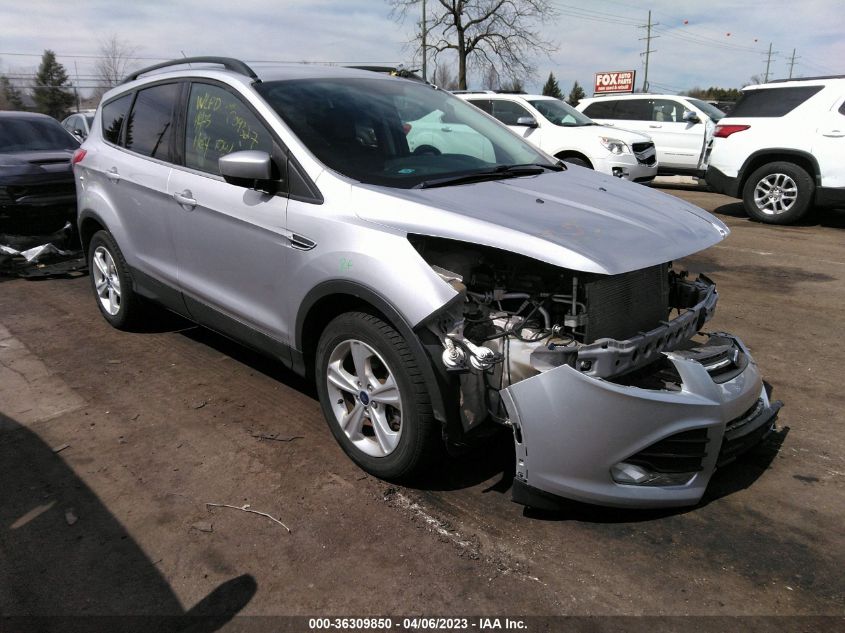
[[367, 385, 373, 392]]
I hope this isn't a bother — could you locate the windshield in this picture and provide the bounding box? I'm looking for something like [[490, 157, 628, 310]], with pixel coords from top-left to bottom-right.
[[256, 78, 551, 188], [687, 98, 726, 122], [0, 118, 78, 153], [527, 99, 594, 126]]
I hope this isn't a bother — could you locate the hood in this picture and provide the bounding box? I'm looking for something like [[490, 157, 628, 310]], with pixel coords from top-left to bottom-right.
[[0, 151, 74, 180], [354, 167, 728, 275]]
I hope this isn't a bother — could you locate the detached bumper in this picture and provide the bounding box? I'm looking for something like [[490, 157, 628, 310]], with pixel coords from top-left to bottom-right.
[[501, 334, 780, 509]]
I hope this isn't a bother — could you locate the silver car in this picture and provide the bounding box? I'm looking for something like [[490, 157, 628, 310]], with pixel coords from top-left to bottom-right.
[[73, 57, 780, 510]]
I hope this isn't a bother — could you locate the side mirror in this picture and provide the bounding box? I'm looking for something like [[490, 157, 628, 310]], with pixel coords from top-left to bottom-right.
[[516, 116, 539, 128], [73, 129, 86, 140], [682, 110, 700, 123], [219, 150, 273, 188]]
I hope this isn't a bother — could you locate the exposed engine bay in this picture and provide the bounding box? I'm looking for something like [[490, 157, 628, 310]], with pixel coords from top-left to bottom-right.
[[411, 235, 722, 430]]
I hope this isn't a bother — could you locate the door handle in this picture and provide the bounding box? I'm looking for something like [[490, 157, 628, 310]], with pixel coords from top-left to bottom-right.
[[822, 130, 844, 137], [649, 124, 663, 128], [173, 189, 197, 208], [106, 167, 120, 182]]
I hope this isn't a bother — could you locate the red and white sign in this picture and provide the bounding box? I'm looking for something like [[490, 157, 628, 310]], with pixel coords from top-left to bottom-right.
[[594, 70, 636, 95]]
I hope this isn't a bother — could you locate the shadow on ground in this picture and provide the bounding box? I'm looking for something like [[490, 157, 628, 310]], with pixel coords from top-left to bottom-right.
[[713, 201, 845, 229], [0, 412, 256, 629]]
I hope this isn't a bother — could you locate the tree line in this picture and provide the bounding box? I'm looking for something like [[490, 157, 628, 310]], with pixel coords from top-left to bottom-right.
[[1, 37, 136, 119]]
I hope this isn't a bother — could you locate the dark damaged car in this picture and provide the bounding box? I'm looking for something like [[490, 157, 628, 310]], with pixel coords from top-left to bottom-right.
[[1, 111, 79, 235]]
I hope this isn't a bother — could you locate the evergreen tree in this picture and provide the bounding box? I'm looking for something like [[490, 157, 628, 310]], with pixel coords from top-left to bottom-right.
[[1, 75, 25, 110], [567, 80, 586, 106], [33, 50, 75, 119], [541, 72, 563, 99]]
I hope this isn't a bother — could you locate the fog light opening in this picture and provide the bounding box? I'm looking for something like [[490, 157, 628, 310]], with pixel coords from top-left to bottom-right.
[[611, 462, 696, 487], [612, 167, 625, 178]]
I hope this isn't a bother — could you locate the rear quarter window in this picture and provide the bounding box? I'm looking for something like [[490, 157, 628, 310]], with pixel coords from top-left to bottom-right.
[[101, 94, 133, 145], [730, 86, 824, 117], [124, 83, 181, 160], [582, 101, 616, 119]]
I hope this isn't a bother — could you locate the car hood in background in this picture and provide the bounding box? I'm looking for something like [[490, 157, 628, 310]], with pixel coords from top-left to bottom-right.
[[355, 167, 728, 275], [0, 150, 74, 180]]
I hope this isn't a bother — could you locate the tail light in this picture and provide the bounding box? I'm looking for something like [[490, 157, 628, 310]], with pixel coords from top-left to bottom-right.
[[714, 124, 750, 138], [402, 123, 412, 135], [72, 149, 87, 165]]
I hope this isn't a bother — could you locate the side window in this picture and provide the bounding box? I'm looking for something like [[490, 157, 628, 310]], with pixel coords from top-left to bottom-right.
[[650, 99, 683, 122], [838, 100, 845, 115], [101, 93, 133, 145], [583, 101, 616, 119], [467, 99, 493, 114], [185, 83, 273, 175], [614, 99, 650, 120], [124, 83, 179, 159], [490, 100, 532, 125]]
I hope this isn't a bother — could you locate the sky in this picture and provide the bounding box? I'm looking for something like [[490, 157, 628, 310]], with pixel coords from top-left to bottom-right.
[[0, 0, 842, 98]]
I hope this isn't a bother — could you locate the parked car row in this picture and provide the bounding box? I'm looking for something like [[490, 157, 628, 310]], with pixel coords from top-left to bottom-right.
[[68, 57, 779, 511]]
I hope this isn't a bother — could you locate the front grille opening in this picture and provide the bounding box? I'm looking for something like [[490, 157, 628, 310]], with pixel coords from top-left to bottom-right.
[[626, 428, 709, 474], [609, 356, 682, 391]]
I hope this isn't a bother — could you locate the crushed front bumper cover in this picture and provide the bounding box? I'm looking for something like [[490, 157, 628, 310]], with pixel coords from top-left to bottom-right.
[[500, 333, 781, 509]]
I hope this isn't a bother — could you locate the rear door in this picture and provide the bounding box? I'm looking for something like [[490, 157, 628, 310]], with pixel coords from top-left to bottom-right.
[[814, 95, 845, 188], [96, 83, 182, 289], [168, 80, 293, 347]]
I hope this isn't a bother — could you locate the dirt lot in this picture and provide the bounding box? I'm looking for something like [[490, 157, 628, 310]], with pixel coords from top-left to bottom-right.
[[1, 188, 844, 623]]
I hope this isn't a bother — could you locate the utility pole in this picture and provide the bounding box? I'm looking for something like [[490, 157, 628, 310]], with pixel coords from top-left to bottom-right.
[[763, 42, 778, 83], [73, 60, 81, 111], [421, 0, 427, 82], [638, 10, 659, 93], [787, 48, 799, 79]]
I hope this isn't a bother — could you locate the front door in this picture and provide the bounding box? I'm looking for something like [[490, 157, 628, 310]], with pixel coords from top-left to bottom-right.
[[813, 96, 845, 188], [168, 81, 293, 348]]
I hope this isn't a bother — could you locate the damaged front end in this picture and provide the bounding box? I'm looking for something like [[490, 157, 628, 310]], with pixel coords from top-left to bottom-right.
[[412, 235, 781, 509]]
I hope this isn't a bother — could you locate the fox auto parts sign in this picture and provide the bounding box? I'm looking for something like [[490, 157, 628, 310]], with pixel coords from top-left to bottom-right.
[[594, 70, 636, 94]]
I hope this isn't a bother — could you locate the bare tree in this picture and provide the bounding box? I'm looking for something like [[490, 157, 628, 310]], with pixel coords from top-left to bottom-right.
[[94, 36, 138, 99], [481, 64, 500, 90], [390, 0, 558, 90], [431, 61, 460, 90]]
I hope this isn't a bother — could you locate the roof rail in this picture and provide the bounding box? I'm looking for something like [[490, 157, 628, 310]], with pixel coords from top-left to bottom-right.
[[768, 74, 845, 83], [122, 57, 259, 84], [450, 90, 495, 94], [346, 65, 427, 82]]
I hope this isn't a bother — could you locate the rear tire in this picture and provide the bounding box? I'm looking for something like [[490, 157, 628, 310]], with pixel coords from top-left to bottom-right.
[[87, 230, 142, 330], [315, 312, 438, 480], [742, 161, 814, 224]]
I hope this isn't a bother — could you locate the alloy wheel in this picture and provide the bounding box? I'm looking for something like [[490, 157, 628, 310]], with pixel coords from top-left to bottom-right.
[[325, 339, 403, 458]]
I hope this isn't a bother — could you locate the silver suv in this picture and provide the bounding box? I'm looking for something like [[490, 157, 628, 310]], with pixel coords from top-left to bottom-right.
[[73, 57, 780, 510]]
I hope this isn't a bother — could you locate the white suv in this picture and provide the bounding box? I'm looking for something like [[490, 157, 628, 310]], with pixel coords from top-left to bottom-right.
[[705, 76, 845, 224], [577, 93, 725, 175], [456, 92, 657, 182]]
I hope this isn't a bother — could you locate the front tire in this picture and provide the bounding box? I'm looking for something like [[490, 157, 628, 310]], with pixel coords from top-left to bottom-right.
[[88, 230, 142, 330], [315, 312, 438, 480], [742, 161, 814, 224]]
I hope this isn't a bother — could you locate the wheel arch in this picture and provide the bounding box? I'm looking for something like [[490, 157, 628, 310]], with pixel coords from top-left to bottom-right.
[[554, 150, 593, 168], [738, 149, 820, 196], [77, 210, 109, 258], [295, 280, 451, 426]]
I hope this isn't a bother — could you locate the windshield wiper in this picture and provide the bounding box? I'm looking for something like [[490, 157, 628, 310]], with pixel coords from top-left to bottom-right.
[[414, 162, 564, 189]]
